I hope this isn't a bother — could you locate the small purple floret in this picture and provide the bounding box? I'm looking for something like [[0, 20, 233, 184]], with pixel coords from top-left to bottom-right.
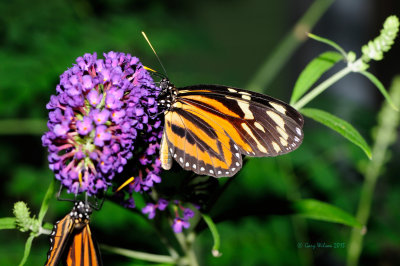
[[172, 218, 190, 233]]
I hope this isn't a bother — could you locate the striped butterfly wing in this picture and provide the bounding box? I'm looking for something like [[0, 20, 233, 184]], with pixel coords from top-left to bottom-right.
[[45, 201, 101, 266], [65, 224, 102, 266], [46, 214, 75, 266], [161, 84, 303, 177]]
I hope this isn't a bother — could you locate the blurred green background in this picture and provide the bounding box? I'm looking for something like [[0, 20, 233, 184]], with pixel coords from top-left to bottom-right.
[[1, 0, 400, 265]]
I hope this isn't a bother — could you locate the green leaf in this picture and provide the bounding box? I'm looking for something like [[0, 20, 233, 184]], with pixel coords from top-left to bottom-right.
[[19, 234, 35, 266], [291, 51, 343, 104], [301, 108, 372, 159], [38, 179, 55, 225], [360, 71, 399, 111], [0, 217, 16, 229], [308, 33, 347, 58], [293, 199, 362, 228]]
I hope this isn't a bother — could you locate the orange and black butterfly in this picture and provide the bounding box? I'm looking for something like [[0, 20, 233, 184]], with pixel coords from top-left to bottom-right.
[[157, 78, 304, 177], [45, 201, 102, 266]]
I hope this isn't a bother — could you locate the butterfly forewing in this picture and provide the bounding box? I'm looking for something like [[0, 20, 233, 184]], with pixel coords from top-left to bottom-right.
[[161, 84, 303, 177], [46, 215, 75, 266]]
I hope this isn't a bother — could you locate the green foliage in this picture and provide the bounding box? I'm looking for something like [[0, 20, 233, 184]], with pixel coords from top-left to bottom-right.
[[290, 51, 343, 104], [13, 202, 35, 233], [348, 76, 400, 266], [0, 217, 16, 230], [301, 108, 372, 159], [362, 15, 399, 62], [293, 199, 362, 228], [19, 235, 35, 266], [360, 71, 398, 111]]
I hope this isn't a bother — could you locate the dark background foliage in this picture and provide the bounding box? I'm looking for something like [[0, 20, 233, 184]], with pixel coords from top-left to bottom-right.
[[0, 0, 399, 265]]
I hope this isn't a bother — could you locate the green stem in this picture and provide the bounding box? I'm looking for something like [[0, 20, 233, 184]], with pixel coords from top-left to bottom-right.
[[246, 0, 334, 92], [174, 230, 199, 266], [100, 244, 178, 264], [201, 213, 221, 257], [293, 65, 352, 110], [346, 76, 400, 266], [0, 119, 47, 135]]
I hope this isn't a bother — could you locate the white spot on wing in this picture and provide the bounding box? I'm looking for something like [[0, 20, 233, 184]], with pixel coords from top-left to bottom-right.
[[276, 126, 289, 140], [237, 101, 254, 119], [193, 164, 197, 169], [209, 169, 214, 174], [296, 127, 302, 135], [272, 142, 281, 153], [185, 162, 189, 167], [241, 95, 251, 101], [279, 137, 288, 146], [267, 111, 285, 129], [294, 136, 300, 142], [200, 167, 205, 171], [269, 102, 287, 114], [179, 157, 183, 163], [254, 122, 265, 133], [228, 88, 237, 93], [241, 123, 268, 153]]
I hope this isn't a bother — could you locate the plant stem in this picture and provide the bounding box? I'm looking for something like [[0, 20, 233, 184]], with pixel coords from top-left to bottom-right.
[[293, 65, 352, 110], [246, 0, 334, 92], [100, 244, 178, 264], [0, 119, 47, 135], [346, 76, 400, 266]]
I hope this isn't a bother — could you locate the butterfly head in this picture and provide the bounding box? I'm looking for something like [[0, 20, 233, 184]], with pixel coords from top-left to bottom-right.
[[70, 201, 92, 229], [157, 78, 177, 112]]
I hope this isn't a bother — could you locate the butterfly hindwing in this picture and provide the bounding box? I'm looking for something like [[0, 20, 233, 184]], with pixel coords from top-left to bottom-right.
[[65, 224, 101, 266], [162, 84, 303, 177]]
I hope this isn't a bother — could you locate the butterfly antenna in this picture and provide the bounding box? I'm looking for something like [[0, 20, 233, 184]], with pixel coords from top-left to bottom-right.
[[142, 31, 168, 77]]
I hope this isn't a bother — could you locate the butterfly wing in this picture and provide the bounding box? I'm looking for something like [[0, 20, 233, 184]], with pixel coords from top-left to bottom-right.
[[162, 85, 303, 177], [65, 224, 102, 266], [45, 214, 75, 266]]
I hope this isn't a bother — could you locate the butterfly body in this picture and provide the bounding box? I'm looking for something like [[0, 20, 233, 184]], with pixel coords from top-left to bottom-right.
[[158, 78, 304, 177], [46, 201, 101, 266]]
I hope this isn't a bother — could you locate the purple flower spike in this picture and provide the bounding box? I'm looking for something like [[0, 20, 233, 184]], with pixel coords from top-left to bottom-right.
[[42, 52, 163, 195]]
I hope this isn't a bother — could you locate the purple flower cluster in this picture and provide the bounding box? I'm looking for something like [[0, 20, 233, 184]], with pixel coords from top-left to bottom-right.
[[42, 52, 163, 195], [142, 199, 196, 233]]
